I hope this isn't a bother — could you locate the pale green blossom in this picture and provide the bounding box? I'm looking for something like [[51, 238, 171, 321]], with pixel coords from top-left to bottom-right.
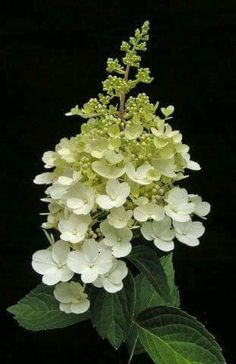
[[141, 217, 175, 252], [100, 220, 133, 258], [173, 220, 205, 246], [67, 239, 113, 283], [189, 195, 211, 219], [107, 206, 133, 228], [93, 259, 128, 293], [58, 214, 91, 244], [54, 282, 90, 314], [126, 162, 159, 185], [164, 187, 195, 222], [96, 179, 130, 209], [134, 202, 164, 222]]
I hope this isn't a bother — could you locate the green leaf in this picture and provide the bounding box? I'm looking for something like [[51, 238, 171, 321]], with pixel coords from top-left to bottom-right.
[[7, 284, 89, 331], [127, 245, 171, 302], [126, 253, 180, 361], [135, 253, 180, 313], [136, 306, 226, 364], [90, 273, 135, 349]]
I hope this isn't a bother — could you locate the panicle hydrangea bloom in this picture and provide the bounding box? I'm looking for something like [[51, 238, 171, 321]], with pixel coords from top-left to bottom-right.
[[32, 21, 210, 314]]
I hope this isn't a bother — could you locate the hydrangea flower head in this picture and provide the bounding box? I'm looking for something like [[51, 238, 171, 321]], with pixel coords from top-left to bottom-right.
[[32, 20, 210, 314]]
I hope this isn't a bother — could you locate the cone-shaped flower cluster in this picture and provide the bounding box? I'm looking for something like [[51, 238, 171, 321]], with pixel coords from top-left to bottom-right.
[[32, 21, 210, 314]]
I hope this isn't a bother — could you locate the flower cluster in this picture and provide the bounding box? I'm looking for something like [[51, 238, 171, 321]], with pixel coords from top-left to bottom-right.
[[32, 21, 210, 314]]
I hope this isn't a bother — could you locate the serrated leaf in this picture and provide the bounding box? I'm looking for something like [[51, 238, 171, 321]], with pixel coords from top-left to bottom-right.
[[136, 306, 226, 364], [126, 253, 180, 361], [7, 284, 89, 331], [127, 245, 171, 302], [90, 273, 135, 349]]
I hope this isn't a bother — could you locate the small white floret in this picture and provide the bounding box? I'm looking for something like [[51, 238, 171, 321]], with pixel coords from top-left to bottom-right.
[[173, 220, 205, 246], [32, 240, 73, 285], [54, 281, 90, 314]]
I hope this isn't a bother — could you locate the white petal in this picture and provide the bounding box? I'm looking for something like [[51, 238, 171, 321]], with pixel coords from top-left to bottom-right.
[[32, 250, 55, 274], [187, 160, 201, 170], [67, 251, 88, 273], [175, 233, 200, 247], [70, 299, 90, 314], [96, 195, 114, 209], [33, 172, 54, 185], [112, 242, 132, 258], [81, 268, 99, 283], [103, 279, 123, 293], [83, 239, 99, 262], [67, 198, 84, 210], [54, 282, 73, 303], [43, 268, 62, 285], [52, 241, 70, 265], [59, 303, 72, 313], [154, 238, 175, 252], [141, 222, 155, 240], [60, 266, 74, 282]]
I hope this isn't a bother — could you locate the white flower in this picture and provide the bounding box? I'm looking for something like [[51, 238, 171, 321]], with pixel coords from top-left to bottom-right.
[[42, 151, 58, 168], [96, 179, 130, 209], [57, 168, 81, 186], [164, 187, 195, 222], [56, 137, 76, 163], [65, 182, 95, 215], [58, 214, 91, 244], [134, 202, 164, 222], [32, 240, 73, 285], [54, 282, 90, 314], [141, 217, 175, 252], [100, 220, 133, 258], [33, 172, 55, 185], [46, 169, 81, 200], [93, 259, 128, 293], [173, 220, 205, 246], [107, 206, 132, 228], [189, 194, 211, 219], [67, 239, 113, 283], [126, 162, 157, 185]]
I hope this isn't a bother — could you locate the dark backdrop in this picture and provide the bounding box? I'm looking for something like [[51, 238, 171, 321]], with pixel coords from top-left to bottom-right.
[[1, 1, 236, 363]]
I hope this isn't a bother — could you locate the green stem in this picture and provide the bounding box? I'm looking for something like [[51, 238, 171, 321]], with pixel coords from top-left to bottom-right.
[[119, 64, 130, 120], [127, 336, 138, 364]]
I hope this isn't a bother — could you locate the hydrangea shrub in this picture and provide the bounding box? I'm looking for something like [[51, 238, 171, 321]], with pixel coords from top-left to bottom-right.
[[8, 21, 226, 364]]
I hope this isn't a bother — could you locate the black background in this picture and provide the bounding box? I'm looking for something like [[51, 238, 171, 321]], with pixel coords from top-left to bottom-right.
[[1, 1, 236, 363]]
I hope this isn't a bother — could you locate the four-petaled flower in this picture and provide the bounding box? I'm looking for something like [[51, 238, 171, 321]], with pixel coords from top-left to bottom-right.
[[126, 162, 158, 185], [189, 194, 211, 219], [67, 239, 113, 283], [134, 202, 164, 222], [96, 179, 130, 209], [54, 281, 90, 314], [58, 214, 91, 244], [173, 220, 205, 246], [141, 217, 175, 252], [32, 240, 74, 285], [164, 187, 195, 222], [65, 182, 95, 215], [107, 206, 133, 228], [93, 259, 128, 293], [100, 220, 133, 257]]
